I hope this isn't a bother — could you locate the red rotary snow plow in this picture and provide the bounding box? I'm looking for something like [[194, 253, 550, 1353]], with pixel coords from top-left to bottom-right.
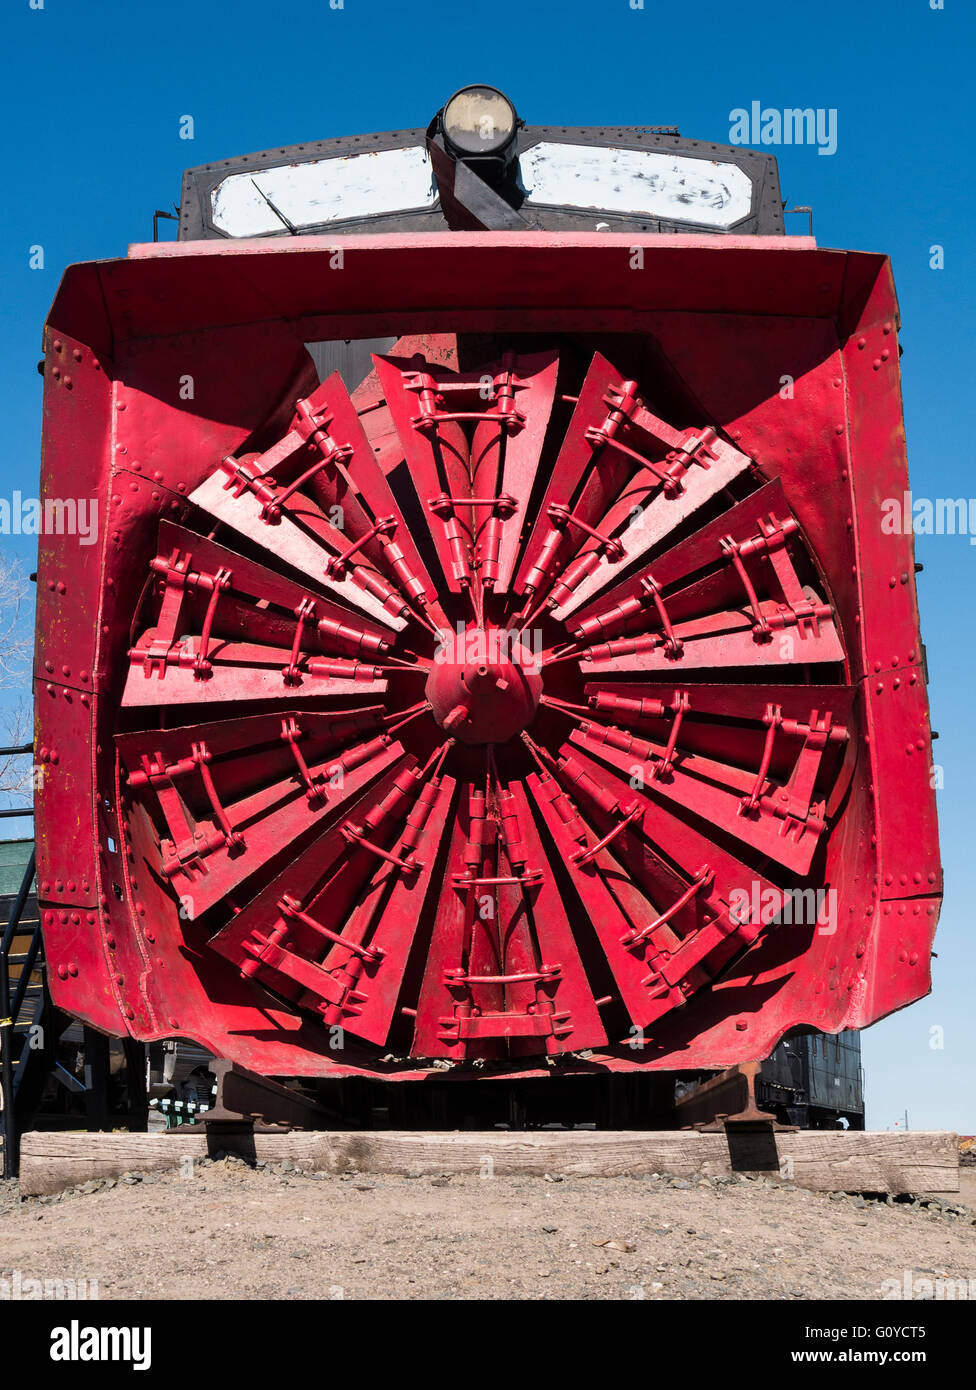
[[33, 229, 941, 1080]]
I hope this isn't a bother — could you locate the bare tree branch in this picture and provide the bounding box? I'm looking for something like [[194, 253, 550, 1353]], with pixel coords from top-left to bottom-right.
[[0, 552, 33, 689], [0, 697, 33, 796]]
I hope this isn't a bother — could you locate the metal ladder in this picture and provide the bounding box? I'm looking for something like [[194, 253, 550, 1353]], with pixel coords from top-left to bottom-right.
[[0, 847, 41, 1178]]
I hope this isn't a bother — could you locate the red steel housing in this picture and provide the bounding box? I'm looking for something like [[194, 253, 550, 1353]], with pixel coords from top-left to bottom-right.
[[33, 232, 941, 1079]]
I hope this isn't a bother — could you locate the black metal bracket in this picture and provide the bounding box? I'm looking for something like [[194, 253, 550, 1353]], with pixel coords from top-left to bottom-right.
[[426, 132, 534, 232], [152, 207, 179, 243]]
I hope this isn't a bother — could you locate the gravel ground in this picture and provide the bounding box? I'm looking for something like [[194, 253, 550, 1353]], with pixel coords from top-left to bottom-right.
[[1, 1160, 974, 1301]]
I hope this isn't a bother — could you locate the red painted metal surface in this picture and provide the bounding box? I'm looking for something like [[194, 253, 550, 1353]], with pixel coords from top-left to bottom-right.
[[33, 233, 941, 1078]]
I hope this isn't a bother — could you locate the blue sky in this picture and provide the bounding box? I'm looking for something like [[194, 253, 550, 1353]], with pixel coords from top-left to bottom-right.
[[1, 0, 972, 1129]]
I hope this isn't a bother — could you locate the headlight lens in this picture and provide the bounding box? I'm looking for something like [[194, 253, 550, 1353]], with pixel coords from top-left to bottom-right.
[[442, 85, 518, 157]]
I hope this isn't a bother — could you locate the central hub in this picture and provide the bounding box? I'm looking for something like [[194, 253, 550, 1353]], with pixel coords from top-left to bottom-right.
[[426, 625, 542, 745]]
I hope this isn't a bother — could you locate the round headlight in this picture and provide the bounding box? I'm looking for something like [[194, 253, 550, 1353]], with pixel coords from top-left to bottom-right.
[[442, 85, 518, 158]]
